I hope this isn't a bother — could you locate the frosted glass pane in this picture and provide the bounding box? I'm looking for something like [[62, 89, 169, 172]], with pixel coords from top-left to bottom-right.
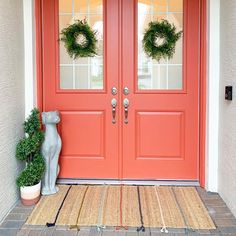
[[168, 66, 182, 89], [169, 37, 182, 64], [168, 13, 183, 30], [169, 0, 183, 12], [60, 66, 73, 89], [138, 0, 153, 14], [138, 66, 151, 90], [59, 15, 72, 32], [74, 57, 89, 64], [153, 66, 167, 89], [90, 60, 103, 89], [59, 0, 72, 13], [89, 0, 103, 14], [60, 43, 72, 64], [74, 63, 103, 89], [74, 0, 103, 14], [74, 0, 87, 13], [139, 0, 168, 13], [153, 0, 167, 12], [138, 66, 167, 90], [168, 13, 183, 64], [59, 0, 104, 90], [138, 0, 183, 90], [75, 66, 89, 89]]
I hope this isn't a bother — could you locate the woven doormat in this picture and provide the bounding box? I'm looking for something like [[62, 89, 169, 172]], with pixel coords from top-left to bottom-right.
[[26, 185, 216, 230]]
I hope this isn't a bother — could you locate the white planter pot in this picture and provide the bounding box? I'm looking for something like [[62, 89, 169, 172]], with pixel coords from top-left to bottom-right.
[[20, 181, 41, 206]]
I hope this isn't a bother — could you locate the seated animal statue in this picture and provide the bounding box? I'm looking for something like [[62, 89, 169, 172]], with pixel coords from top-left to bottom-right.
[[41, 111, 61, 195]]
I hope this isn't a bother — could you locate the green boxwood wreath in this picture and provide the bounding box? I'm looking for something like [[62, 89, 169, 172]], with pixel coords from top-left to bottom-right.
[[142, 20, 182, 61], [60, 19, 97, 59]]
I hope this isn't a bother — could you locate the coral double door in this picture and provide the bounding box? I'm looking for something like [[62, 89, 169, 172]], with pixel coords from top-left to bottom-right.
[[41, 0, 201, 180]]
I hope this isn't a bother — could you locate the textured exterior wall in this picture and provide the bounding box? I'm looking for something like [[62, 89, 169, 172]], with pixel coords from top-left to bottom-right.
[[0, 1, 25, 222], [219, 0, 236, 217]]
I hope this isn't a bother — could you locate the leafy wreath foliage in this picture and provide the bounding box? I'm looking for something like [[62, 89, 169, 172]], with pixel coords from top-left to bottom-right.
[[142, 20, 182, 61], [61, 19, 98, 59]]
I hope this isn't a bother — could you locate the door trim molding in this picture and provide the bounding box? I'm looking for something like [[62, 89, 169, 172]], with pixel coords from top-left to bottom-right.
[[34, 0, 208, 188], [35, 0, 43, 111], [23, 0, 35, 118], [199, 0, 207, 188], [206, 0, 220, 192]]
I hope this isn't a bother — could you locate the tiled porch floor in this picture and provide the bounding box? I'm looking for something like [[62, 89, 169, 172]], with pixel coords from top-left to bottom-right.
[[0, 187, 236, 236]]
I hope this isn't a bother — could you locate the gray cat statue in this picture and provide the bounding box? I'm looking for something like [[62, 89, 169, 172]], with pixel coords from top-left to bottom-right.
[[41, 111, 62, 195]]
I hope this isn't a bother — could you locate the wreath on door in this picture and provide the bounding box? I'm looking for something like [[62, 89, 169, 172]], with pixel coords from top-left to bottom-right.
[[142, 20, 182, 61], [60, 19, 97, 59]]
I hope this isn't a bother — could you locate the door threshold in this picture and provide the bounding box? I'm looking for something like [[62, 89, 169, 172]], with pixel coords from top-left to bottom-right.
[[57, 178, 200, 186]]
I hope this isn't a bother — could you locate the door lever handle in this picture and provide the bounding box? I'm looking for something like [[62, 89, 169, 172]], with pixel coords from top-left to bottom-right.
[[111, 98, 117, 124], [123, 98, 129, 124]]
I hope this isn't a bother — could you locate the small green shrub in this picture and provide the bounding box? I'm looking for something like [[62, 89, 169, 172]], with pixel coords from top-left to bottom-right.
[[16, 132, 44, 162], [16, 154, 45, 187], [24, 108, 41, 136], [16, 108, 45, 187]]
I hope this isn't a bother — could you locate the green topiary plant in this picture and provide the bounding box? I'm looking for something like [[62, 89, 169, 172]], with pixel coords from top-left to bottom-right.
[[16, 108, 45, 187]]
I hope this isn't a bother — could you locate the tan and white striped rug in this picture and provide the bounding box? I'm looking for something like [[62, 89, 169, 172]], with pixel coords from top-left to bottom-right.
[[26, 185, 215, 230]]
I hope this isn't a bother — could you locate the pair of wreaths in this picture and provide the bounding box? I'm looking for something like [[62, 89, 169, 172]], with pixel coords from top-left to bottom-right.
[[61, 19, 182, 61]]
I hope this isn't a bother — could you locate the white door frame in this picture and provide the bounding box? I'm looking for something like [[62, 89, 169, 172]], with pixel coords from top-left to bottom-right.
[[206, 0, 220, 192]]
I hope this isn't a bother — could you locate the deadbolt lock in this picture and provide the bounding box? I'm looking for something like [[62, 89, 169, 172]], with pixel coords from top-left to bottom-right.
[[111, 87, 118, 95], [123, 87, 129, 95]]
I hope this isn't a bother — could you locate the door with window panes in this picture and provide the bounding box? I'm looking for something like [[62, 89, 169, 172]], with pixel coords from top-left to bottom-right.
[[41, 0, 200, 180]]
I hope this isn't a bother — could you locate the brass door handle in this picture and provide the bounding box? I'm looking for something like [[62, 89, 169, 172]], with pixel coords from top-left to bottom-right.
[[111, 98, 117, 124], [123, 98, 129, 124]]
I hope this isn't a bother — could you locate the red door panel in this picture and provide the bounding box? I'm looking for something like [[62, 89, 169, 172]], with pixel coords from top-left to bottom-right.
[[136, 112, 184, 158], [41, 0, 119, 178], [122, 0, 200, 180]]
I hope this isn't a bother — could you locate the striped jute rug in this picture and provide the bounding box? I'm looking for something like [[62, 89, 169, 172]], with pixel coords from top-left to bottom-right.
[[26, 185, 216, 230]]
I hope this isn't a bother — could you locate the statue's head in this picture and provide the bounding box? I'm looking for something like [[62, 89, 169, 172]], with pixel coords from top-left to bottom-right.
[[42, 111, 60, 125]]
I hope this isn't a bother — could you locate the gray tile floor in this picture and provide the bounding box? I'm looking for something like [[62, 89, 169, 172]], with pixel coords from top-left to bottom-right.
[[0, 187, 236, 236]]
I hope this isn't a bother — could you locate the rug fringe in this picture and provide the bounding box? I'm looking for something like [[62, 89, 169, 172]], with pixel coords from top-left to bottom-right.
[[136, 186, 145, 232], [154, 186, 168, 234], [137, 225, 145, 232], [97, 225, 106, 231], [46, 185, 72, 228], [115, 226, 128, 230], [96, 185, 108, 231]]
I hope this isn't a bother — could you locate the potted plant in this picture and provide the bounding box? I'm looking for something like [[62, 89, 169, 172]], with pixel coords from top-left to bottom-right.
[[16, 108, 45, 206]]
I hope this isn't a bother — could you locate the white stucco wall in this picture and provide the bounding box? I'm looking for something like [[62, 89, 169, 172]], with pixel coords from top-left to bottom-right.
[[0, 1, 25, 222], [218, 0, 236, 217]]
